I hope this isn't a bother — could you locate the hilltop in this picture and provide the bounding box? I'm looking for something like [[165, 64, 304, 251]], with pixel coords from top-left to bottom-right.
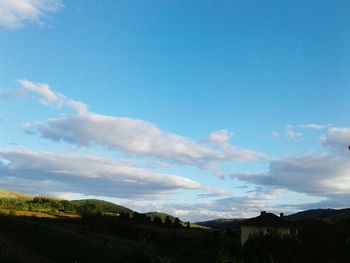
[[71, 199, 133, 215]]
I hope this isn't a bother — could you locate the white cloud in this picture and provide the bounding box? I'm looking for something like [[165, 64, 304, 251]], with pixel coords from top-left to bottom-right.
[[0, 148, 214, 199], [237, 154, 350, 197], [298, 123, 328, 130], [15, 79, 89, 113], [26, 113, 266, 173], [4, 79, 266, 174], [321, 127, 350, 153], [0, 0, 62, 30], [18, 79, 65, 106], [66, 99, 89, 114], [207, 130, 233, 145], [285, 125, 304, 142]]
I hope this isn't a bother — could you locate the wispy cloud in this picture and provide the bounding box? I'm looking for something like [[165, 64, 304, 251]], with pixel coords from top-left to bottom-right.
[[298, 123, 329, 130], [0, 87, 27, 99], [285, 125, 304, 142], [0, 0, 63, 30], [10, 79, 89, 114], [18, 79, 65, 107]]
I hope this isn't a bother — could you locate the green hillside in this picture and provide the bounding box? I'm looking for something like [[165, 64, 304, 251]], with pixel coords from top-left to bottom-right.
[[71, 199, 133, 215], [0, 189, 134, 218], [0, 189, 32, 199]]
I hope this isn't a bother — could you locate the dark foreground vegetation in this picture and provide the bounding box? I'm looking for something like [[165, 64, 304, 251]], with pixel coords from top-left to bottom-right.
[[2, 212, 350, 263], [0, 213, 235, 263], [1, 192, 350, 262]]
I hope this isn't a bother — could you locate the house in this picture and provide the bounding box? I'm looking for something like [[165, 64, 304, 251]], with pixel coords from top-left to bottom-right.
[[240, 211, 296, 245]]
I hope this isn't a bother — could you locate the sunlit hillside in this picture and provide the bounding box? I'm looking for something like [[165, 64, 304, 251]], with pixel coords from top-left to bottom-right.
[[0, 189, 32, 199]]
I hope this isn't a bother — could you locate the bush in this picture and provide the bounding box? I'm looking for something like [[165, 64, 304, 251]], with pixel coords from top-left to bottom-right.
[[77, 202, 102, 220], [9, 208, 16, 217]]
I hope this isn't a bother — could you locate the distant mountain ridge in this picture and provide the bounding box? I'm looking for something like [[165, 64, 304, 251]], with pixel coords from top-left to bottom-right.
[[286, 208, 350, 223], [196, 208, 350, 229], [195, 218, 244, 230]]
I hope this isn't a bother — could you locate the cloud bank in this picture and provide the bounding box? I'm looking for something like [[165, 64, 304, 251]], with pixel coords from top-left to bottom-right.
[[238, 154, 350, 197], [0, 0, 62, 30], [7, 79, 265, 174], [26, 113, 265, 173], [0, 148, 210, 199], [321, 127, 350, 153]]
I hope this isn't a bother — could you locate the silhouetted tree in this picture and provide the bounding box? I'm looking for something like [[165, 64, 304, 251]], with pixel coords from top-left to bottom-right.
[[132, 212, 150, 224], [119, 212, 130, 220], [174, 217, 181, 228], [164, 216, 172, 228], [153, 216, 163, 226]]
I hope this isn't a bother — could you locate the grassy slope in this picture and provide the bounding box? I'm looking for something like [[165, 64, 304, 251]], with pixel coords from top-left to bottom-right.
[[0, 189, 32, 199]]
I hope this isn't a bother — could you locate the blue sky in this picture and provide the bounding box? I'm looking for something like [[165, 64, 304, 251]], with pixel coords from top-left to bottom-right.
[[0, 0, 350, 221]]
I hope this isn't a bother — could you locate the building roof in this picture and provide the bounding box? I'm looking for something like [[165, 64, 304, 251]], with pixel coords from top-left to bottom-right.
[[241, 211, 295, 228]]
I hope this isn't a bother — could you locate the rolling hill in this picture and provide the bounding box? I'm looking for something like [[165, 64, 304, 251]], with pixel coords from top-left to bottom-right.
[[286, 208, 350, 223], [70, 199, 134, 215], [196, 208, 350, 230], [195, 218, 244, 230], [0, 189, 184, 220]]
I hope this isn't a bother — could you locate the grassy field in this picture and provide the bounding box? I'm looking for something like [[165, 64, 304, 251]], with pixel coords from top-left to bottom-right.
[[0, 207, 80, 219]]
